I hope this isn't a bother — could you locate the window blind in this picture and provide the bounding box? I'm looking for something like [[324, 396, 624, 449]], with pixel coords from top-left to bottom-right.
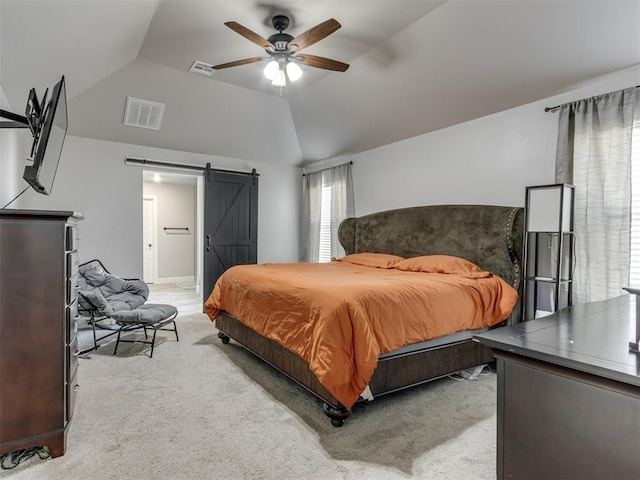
[[319, 183, 332, 263]]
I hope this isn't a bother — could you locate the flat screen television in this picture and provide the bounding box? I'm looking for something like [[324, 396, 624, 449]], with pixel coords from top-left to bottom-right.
[[22, 75, 67, 195]]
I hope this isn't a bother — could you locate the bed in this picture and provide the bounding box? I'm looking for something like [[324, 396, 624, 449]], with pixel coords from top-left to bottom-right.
[[205, 204, 524, 426]]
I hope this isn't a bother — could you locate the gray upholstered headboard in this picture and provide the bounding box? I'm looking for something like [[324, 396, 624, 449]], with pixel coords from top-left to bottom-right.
[[338, 205, 524, 323]]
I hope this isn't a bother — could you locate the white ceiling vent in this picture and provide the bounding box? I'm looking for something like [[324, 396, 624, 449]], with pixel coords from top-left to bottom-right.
[[123, 97, 165, 131], [189, 60, 215, 77]]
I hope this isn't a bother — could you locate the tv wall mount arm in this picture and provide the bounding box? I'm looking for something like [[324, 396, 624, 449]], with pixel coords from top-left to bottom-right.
[[1, 87, 47, 137], [0, 109, 29, 129]]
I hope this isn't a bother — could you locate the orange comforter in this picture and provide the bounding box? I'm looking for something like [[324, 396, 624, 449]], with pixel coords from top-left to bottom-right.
[[204, 261, 517, 408]]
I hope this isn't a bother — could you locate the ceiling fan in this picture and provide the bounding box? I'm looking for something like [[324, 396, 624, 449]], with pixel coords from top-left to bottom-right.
[[213, 15, 349, 88]]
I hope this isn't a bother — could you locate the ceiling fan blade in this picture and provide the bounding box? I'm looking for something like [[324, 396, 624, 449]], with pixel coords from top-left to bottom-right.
[[288, 18, 341, 52], [224, 21, 275, 50], [296, 54, 349, 72], [213, 57, 263, 69]]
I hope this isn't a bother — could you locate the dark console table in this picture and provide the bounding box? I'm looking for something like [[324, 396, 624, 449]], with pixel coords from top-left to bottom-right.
[[475, 295, 640, 480]]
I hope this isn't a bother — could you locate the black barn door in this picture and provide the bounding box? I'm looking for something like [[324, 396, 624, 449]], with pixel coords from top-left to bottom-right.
[[203, 167, 258, 301]]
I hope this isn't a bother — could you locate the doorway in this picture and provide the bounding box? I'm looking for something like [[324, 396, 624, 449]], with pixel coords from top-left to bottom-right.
[[143, 170, 201, 293], [139, 164, 258, 306]]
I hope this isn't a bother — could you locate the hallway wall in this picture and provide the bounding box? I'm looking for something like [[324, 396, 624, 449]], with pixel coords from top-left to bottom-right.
[[144, 180, 196, 283]]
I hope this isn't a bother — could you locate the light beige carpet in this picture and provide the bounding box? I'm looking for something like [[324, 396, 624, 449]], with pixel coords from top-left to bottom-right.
[[3, 313, 497, 480]]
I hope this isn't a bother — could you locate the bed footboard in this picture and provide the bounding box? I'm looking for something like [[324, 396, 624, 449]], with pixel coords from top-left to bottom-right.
[[370, 339, 494, 395]]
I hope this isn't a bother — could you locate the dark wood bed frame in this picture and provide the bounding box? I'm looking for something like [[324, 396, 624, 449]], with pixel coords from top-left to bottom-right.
[[216, 205, 524, 426]]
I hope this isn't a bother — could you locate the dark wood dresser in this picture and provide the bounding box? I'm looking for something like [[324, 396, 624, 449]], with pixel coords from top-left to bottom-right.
[[0, 209, 83, 458], [475, 295, 640, 480]]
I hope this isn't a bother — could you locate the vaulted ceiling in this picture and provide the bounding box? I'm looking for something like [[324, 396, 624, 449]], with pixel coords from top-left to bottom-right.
[[1, 0, 639, 167]]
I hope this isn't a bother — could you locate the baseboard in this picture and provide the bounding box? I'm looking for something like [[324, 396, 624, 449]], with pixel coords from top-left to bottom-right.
[[154, 275, 195, 285]]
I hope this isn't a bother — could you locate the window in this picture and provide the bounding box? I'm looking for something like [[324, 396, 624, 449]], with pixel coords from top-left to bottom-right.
[[554, 87, 637, 303], [301, 162, 354, 263]]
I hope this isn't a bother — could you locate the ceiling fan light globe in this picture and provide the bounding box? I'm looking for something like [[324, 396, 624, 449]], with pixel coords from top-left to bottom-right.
[[263, 60, 279, 80], [286, 62, 303, 82], [272, 69, 286, 87]]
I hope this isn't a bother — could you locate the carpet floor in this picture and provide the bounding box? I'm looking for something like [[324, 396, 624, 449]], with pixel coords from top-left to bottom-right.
[[3, 312, 497, 480]]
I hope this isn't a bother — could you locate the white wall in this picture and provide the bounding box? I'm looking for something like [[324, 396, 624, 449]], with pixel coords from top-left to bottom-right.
[[19, 136, 302, 278], [306, 65, 640, 216], [0, 83, 26, 208], [143, 181, 196, 282], [17, 136, 143, 277]]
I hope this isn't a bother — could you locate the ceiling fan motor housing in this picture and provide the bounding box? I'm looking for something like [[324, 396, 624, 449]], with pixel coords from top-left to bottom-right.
[[268, 15, 293, 51], [267, 32, 293, 51], [267, 15, 293, 51]]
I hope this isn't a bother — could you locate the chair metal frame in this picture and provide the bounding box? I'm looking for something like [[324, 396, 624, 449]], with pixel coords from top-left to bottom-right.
[[113, 311, 179, 358]]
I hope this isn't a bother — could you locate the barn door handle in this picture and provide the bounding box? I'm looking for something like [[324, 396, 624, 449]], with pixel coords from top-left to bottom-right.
[[206, 234, 211, 252]]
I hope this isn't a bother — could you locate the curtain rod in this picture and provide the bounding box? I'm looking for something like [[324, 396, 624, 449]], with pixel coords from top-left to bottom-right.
[[124, 157, 259, 177], [302, 160, 353, 177], [544, 85, 640, 112]]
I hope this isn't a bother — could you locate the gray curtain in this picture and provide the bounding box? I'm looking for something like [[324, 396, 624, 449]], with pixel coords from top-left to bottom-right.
[[300, 170, 322, 262], [329, 163, 355, 259], [300, 162, 354, 262], [555, 87, 637, 303]]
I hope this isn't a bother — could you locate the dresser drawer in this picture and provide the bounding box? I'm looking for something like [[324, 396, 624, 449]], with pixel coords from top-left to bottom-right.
[[66, 300, 78, 344], [67, 334, 79, 382], [66, 251, 79, 279], [66, 225, 80, 252], [66, 365, 79, 423], [67, 272, 79, 305]]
